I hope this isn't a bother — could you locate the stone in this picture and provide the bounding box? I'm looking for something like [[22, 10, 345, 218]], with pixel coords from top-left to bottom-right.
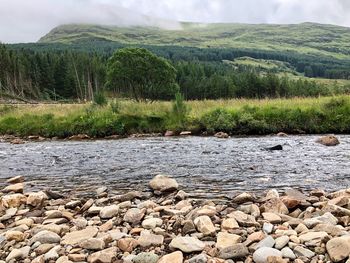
[[274, 236, 289, 250], [277, 132, 288, 137], [0, 207, 17, 221], [31, 230, 61, 244], [298, 231, 328, 243], [182, 220, 196, 235], [99, 205, 119, 219], [87, 247, 117, 263], [165, 130, 175, 137], [6, 175, 24, 184], [118, 238, 138, 252], [262, 213, 281, 224], [123, 208, 145, 224], [141, 217, 163, 229], [80, 238, 105, 250], [228, 211, 257, 227], [256, 236, 275, 249], [180, 131, 191, 136], [138, 230, 164, 247], [10, 138, 25, 144], [158, 251, 183, 263], [266, 189, 280, 199], [280, 196, 301, 209], [69, 134, 90, 140], [72, 218, 88, 229], [218, 244, 249, 259], [35, 244, 55, 255], [3, 183, 24, 193], [260, 198, 289, 214], [62, 226, 98, 245], [56, 256, 73, 263], [15, 218, 34, 227], [233, 192, 255, 204], [5, 230, 25, 241], [194, 215, 216, 236], [44, 246, 60, 261], [1, 193, 26, 208], [68, 254, 87, 262], [313, 223, 345, 236], [188, 254, 208, 263], [281, 247, 296, 259], [6, 248, 23, 262], [326, 236, 350, 262], [222, 218, 239, 230], [316, 135, 340, 146], [149, 174, 178, 193], [293, 246, 315, 258], [247, 231, 266, 244], [263, 222, 274, 234], [214, 132, 229, 138], [133, 252, 159, 263], [216, 232, 242, 250], [27, 191, 48, 207], [169, 236, 205, 253], [253, 247, 282, 263]]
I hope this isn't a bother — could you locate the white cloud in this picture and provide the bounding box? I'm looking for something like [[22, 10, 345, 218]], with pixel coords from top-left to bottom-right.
[[0, 0, 349, 43]]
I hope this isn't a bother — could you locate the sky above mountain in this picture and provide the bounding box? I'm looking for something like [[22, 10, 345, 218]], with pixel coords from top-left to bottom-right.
[[1, 0, 350, 43]]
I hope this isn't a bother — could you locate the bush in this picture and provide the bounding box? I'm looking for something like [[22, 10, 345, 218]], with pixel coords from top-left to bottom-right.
[[110, 99, 121, 113], [200, 108, 236, 134], [93, 91, 108, 106], [167, 92, 190, 131]]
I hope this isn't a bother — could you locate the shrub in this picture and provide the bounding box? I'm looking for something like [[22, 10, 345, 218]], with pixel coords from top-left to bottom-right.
[[110, 99, 121, 113], [93, 91, 108, 106], [200, 108, 236, 134]]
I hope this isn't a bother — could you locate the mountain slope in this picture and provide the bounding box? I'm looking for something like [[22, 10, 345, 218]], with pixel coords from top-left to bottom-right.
[[39, 22, 350, 59]]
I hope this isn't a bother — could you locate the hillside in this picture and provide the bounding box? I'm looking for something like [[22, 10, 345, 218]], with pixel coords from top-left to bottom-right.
[[39, 22, 350, 59]]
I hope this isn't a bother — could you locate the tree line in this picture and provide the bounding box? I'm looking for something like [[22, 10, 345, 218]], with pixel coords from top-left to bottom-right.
[[0, 44, 349, 101]]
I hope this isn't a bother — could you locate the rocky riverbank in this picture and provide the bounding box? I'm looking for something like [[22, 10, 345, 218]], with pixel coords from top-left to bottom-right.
[[0, 175, 350, 263]]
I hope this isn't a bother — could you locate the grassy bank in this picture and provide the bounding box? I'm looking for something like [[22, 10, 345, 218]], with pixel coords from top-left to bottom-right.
[[0, 96, 349, 138]]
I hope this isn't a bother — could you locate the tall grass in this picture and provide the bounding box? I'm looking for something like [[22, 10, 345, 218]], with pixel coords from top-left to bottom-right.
[[0, 96, 349, 137]]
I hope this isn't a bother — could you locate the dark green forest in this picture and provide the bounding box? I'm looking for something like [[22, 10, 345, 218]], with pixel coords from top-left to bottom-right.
[[1, 41, 350, 101]]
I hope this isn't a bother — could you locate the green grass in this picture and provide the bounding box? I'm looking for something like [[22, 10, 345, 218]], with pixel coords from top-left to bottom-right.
[[1, 96, 349, 137], [39, 22, 350, 59]]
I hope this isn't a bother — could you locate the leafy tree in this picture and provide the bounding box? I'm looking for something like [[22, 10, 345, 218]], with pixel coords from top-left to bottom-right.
[[106, 48, 178, 101]]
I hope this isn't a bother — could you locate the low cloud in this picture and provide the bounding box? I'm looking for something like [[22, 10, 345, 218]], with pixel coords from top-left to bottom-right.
[[1, 0, 350, 43]]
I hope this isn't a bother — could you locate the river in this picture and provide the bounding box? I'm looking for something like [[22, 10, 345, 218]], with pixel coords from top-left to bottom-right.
[[0, 135, 349, 199]]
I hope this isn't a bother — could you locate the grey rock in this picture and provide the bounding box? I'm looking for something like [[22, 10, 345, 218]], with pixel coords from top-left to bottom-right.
[[281, 247, 296, 259], [274, 236, 289, 249], [133, 252, 159, 263], [263, 222, 273, 234], [188, 254, 208, 263], [256, 236, 275, 249], [218, 244, 249, 259], [30, 230, 61, 244], [294, 246, 315, 258]]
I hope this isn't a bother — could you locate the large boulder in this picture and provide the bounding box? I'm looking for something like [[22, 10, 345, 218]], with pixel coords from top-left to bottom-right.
[[149, 174, 178, 193], [316, 135, 340, 146]]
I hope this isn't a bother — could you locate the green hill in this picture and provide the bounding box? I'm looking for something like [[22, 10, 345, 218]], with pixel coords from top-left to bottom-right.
[[39, 22, 350, 59]]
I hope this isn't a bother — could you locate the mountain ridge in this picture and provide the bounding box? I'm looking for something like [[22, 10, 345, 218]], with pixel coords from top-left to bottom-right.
[[39, 22, 350, 60]]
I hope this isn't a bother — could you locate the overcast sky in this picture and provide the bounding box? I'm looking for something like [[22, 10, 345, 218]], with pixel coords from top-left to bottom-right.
[[1, 0, 350, 43]]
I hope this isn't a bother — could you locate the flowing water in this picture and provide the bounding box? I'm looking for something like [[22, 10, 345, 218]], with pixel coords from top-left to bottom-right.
[[0, 135, 349, 199]]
